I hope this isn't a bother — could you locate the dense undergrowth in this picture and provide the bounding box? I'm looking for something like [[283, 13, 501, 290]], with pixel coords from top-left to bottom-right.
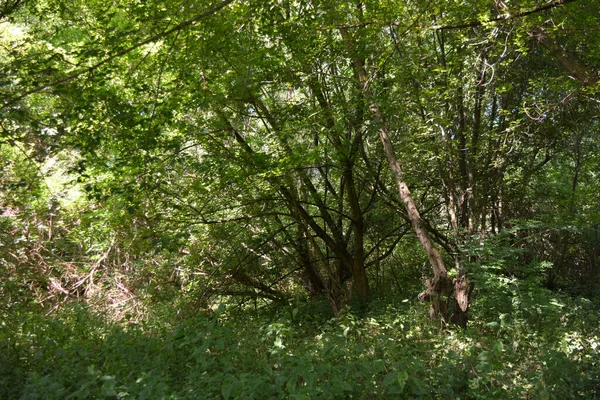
[[2, 183, 599, 398], [2, 284, 599, 399], [2, 1, 600, 398]]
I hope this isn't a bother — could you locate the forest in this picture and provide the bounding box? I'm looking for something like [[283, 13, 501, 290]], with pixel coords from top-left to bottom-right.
[[1, 0, 599, 398]]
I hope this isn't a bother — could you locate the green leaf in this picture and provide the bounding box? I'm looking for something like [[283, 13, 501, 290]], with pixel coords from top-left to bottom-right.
[[493, 340, 504, 357], [396, 371, 409, 390], [221, 380, 233, 400], [100, 375, 117, 397], [383, 372, 397, 386], [447, 350, 460, 359], [477, 350, 490, 362]]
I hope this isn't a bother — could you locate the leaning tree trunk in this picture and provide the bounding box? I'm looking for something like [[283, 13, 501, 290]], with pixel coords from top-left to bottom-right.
[[532, 29, 599, 88], [340, 28, 453, 322]]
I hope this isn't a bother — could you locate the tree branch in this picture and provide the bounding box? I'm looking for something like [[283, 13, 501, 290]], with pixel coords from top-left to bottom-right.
[[320, 0, 579, 31], [531, 29, 599, 86], [432, 0, 579, 31]]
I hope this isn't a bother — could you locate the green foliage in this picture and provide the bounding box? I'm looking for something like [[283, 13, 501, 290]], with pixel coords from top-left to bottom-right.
[[1, 0, 600, 398], [2, 292, 599, 399]]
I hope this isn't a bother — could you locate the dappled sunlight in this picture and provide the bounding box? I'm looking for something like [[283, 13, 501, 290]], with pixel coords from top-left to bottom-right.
[[2, 0, 600, 398]]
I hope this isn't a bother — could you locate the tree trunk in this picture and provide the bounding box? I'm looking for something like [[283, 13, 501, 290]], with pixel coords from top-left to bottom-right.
[[344, 165, 370, 301], [329, 278, 353, 317], [532, 29, 599, 87], [451, 274, 474, 328], [297, 238, 326, 296], [340, 28, 452, 321]]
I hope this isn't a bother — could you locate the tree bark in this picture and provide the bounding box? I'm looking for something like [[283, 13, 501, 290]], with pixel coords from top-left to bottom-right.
[[532, 30, 599, 87], [340, 28, 452, 321], [296, 228, 326, 296], [451, 274, 474, 328], [344, 165, 370, 301]]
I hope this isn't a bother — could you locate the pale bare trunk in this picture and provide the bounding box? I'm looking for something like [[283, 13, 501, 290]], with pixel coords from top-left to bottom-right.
[[340, 28, 452, 321], [532, 30, 599, 87]]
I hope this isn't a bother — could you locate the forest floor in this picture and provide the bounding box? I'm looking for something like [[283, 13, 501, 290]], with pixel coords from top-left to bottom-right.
[[2, 288, 599, 399]]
